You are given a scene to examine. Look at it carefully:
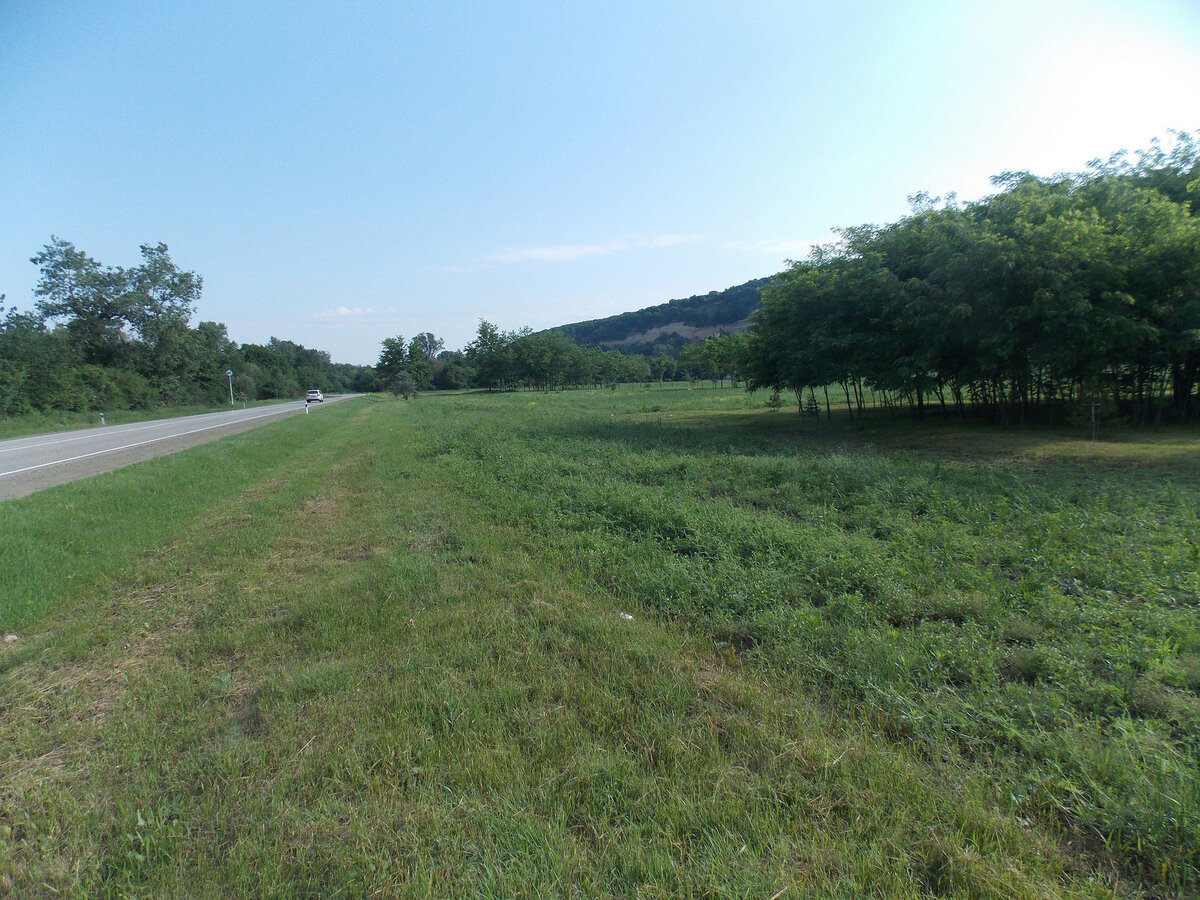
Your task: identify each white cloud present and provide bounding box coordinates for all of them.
[313,305,390,319]
[481,233,703,265]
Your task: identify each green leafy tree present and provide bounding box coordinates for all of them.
[467,320,517,390]
[0,301,52,414]
[391,371,418,400]
[700,333,750,386]
[242,343,299,399]
[649,353,677,382]
[377,336,409,387]
[191,321,239,403]
[406,339,435,390]
[745,134,1200,423]
[677,343,705,381]
[232,373,255,402]
[31,237,130,366]
[126,243,201,331]
[411,332,444,359]
[432,351,474,390]
[350,367,381,393]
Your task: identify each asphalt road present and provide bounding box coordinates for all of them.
[0,395,359,501]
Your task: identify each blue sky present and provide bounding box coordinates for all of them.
[2,1,1199,364]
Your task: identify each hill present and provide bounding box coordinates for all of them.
[555,276,770,355]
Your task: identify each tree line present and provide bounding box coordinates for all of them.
[14,134,1193,421]
[746,134,1200,424]
[1,236,729,419]
[374,323,758,396]
[0,237,373,415]
[376,322,661,395]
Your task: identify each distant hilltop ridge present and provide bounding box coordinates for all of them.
[554,276,771,355]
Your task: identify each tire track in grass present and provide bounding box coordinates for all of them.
[0,406,371,894]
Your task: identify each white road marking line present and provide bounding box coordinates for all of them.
[0,405,303,479]
[1,417,215,454]
[0,405,303,455]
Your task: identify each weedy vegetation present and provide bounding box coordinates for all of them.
[1,385,1197,897]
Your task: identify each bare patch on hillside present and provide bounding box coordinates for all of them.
[601,318,752,347]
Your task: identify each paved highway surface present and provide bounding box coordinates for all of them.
[0,395,359,501]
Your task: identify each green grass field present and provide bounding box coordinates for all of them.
[1,385,1197,898]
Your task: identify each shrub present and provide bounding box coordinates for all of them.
[1001,619,1044,645]
[1001,647,1052,684]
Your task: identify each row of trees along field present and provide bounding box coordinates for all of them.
[1,236,741,417]
[377,322,664,395]
[0,237,374,415]
[746,134,1200,424]
[374,323,757,396]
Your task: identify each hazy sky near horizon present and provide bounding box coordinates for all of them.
[3,1,1199,364]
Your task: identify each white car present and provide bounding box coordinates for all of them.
[306,390,324,403]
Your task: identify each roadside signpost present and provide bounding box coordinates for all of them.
[226,369,234,406]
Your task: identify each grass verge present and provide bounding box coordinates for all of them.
[1,387,1194,897]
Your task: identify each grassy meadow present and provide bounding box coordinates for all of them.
[1,385,1197,898]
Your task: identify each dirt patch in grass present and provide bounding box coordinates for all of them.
[333,543,384,562]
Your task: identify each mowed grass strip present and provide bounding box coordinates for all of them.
[0,388,1183,897]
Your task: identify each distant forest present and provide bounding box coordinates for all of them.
[0,238,375,415]
[554,278,769,354]
[0,238,758,418]
[376,322,753,396]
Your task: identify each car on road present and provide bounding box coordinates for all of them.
[306,390,324,403]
